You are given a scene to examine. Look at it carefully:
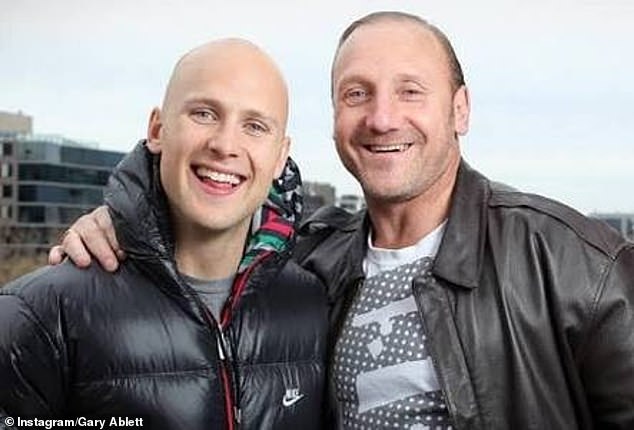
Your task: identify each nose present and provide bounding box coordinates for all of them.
[364,92,399,133]
[206,123,239,157]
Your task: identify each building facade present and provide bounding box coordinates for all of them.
[0,111,32,135]
[337,194,365,214]
[303,181,337,218]
[1,112,124,256]
[589,213,634,241]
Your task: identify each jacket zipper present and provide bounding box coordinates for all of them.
[214,251,274,429]
[198,304,237,430]
[216,322,238,430]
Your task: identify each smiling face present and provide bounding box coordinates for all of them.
[147,39,290,243]
[332,19,469,206]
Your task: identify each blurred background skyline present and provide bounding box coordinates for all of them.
[2,0,633,214]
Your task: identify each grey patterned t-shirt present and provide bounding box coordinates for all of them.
[333,223,452,429]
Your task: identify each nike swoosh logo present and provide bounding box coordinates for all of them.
[282,394,305,407]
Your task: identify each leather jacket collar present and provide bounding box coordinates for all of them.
[433,160,490,289]
[309,159,490,290]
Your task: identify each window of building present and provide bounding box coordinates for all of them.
[2,143,13,157]
[18,206,45,223]
[18,184,102,205]
[1,162,11,178]
[18,164,110,186]
[2,185,12,198]
[0,205,11,219]
[61,146,124,168]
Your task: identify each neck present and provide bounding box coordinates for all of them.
[366,155,460,249]
[173,221,250,280]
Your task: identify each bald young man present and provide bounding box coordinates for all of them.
[53,12,634,429]
[0,39,327,429]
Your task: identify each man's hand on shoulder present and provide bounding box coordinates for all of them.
[48,205,125,272]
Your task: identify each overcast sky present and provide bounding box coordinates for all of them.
[2,0,632,214]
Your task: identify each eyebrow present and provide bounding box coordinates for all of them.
[395,73,427,84]
[335,74,370,93]
[335,72,429,92]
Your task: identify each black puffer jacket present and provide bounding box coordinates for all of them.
[298,160,634,429]
[0,142,328,429]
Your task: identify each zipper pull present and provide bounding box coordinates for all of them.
[234,407,242,424]
[216,331,226,360]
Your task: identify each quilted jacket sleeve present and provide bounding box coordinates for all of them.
[0,291,67,417]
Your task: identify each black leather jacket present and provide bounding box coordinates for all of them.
[0,143,328,429]
[297,160,634,429]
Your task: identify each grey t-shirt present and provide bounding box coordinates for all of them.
[183,274,234,321]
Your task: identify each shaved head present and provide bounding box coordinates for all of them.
[144,37,293,261]
[162,38,289,134]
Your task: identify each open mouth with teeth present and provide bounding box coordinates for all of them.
[193,165,245,190]
[366,143,413,153]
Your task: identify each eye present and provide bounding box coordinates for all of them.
[399,84,424,101]
[342,87,369,105]
[190,108,218,124]
[244,120,269,137]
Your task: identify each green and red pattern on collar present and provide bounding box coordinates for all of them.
[221,158,302,325]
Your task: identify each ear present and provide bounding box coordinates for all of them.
[146,107,163,154]
[453,85,470,136]
[274,136,291,178]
